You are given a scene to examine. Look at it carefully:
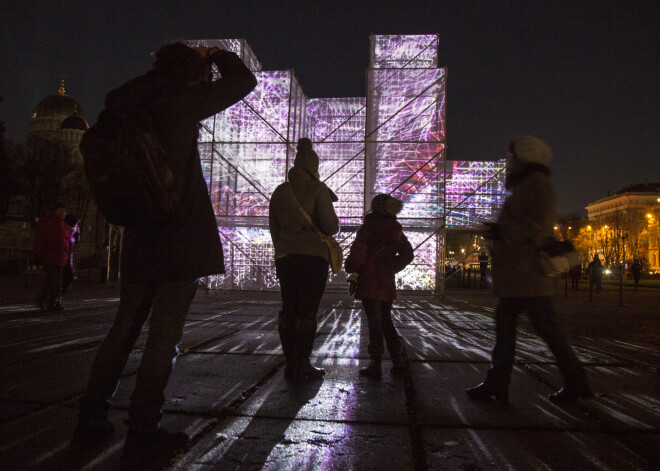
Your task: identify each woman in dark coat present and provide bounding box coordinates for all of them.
[345,194,414,379]
[467,136,591,404]
[269,138,340,381]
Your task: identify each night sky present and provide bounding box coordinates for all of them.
[2,0,659,216]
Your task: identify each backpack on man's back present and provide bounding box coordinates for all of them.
[80,107,182,228]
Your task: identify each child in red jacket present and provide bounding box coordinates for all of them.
[33,203,70,310]
[345,194,414,379]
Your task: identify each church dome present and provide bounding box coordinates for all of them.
[60,114,89,131]
[32,94,86,121]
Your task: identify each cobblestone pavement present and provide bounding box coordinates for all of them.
[1,277,659,470]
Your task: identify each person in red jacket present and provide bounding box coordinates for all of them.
[33,203,70,311]
[345,194,414,379]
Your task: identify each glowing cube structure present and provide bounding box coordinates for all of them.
[188,36,505,291]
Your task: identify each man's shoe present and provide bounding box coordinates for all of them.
[121,428,190,470]
[70,418,115,448]
[466,382,508,402]
[548,386,593,404]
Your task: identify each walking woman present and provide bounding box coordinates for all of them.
[467,136,592,404]
[269,138,340,381]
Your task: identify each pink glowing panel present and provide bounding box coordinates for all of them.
[397,230,438,290]
[365,66,446,226]
[307,98,366,224]
[445,160,507,227]
[371,35,439,69]
[206,226,278,290]
[199,71,306,218]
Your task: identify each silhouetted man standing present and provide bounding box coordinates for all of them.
[71,42,256,468]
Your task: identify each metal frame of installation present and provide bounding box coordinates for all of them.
[186,35,506,293]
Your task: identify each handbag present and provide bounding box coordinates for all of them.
[286,183,343,274]
[538,239,580,277]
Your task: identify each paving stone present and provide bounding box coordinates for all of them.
[529,363,660,430]
[169,417,414,471]
[423,427,657,471]
[110,353,282,414]
[235,358,409,424]
[413,362,596,429]
[192,329,282,355]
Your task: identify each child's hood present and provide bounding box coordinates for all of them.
[362,213,403,245]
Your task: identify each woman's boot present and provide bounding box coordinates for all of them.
[390,337,410,375]
[359,358,382,379]
[296,315,325,380]
[278,311,297,381]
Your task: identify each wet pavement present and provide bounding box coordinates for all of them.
[1,278,659,470]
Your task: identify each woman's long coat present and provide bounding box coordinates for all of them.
[268,166,339,261]
[491,165,556,298]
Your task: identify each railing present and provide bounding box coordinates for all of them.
[561,266,658,305]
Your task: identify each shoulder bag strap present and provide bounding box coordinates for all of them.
[286,182,326,238]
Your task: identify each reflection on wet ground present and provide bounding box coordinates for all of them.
[1,291,658,470]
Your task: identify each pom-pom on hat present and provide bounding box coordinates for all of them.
[371,194,403,216]
[509,136,552,165]
[293,138,319,179]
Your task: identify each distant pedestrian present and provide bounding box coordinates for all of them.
[98,242,109,283]
[588,254,603,293]
[62,214,80,294]
[71,42,256,467]
[466,136,592,404]
[345,194,414,379]
[479,251,489,288]
[569,263,581,290]
[631,259,642,288]
[33,203,70,311]
[269,138,340,381]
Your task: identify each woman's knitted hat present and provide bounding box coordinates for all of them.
[371,194,403,216]
[293,138,319,179]
[509,136,552,165]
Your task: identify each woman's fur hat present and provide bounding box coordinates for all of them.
[509,136,552,165]
[293,138,319,179]
[371,194,403,216]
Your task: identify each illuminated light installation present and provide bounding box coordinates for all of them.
[446,160,507,227]
[187,36,505,291]
[366,35,446,290]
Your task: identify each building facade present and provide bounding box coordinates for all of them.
[585,181,660,271]
[1,82,104,274]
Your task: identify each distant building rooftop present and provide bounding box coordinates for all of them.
[612,181,660,195]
